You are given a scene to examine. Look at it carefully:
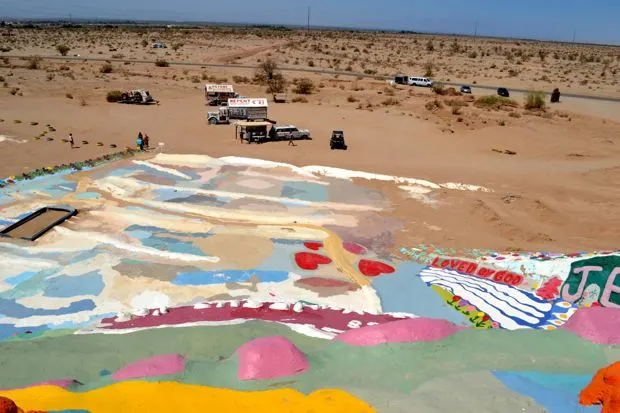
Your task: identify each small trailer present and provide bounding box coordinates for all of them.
[205,84,238,106]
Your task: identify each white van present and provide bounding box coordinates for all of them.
[408,77,433,87]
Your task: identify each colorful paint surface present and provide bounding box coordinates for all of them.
[1,153,619,413]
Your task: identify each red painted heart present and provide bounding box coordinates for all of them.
[295,252,332,271]
[303,242,323,251]
[358,259,395,277]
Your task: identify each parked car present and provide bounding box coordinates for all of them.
[497,87,510,97]
[460,85,472,94]
[409,76,433,87]
[268,125,311,141]
[330,130,347,150]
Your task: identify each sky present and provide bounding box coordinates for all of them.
[2,0,620,45]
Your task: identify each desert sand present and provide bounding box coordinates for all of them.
[2,25,620,253]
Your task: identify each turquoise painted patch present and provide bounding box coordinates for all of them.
[281,181,328,202]
[75,192,101,200]
[142,236,205,256]
[44,271,105,298]
[492,371,598,413]
[4,271,38,286]
[173,270,289,285]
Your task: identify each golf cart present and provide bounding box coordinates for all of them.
[330,130,347,150]
[120,89,154,104]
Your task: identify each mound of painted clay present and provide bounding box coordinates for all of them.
[580,361,620,413]
[335,318,465,346]
[112,354,186,381]
[0,397,18,413]
[561,307,620,345]
[237,336,309,380]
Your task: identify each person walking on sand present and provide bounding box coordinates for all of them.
[69,133,74,149]
[136,134,143,151]
[143,134,150,149]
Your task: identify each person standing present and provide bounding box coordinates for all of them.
[69,133,74,149]
[143,134,150,149]
[136,135,143,151]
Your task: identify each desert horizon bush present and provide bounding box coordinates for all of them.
[56,44,70,56]
[106,90,123,102]
[155,59,169,67]
[293,78,315,94]
[474,95,519,110]
[524,90,546,110]
[255,58,286,93]
[100,63,113,73]
[424,60,435,77]
[27,56,42,70]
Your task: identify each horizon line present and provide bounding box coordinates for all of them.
[3,17,620,47]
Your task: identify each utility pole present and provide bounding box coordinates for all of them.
[572,28,576,43]
[473,20,478,42]
[307,6,310,33]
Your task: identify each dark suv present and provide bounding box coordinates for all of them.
[497,87,510,97]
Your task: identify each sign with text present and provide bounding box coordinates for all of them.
[228,98,268,108]
[430,256,524,286]
[561,255,620,307]
[205,84,234,93]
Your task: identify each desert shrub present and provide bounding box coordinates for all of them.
[0,75,4,82]
[524,90,546,110]
[9,87,18,95]
[426,40,435,52]
[65,93,74,99]
[432,84,445,95]
[106,90,123,102]
[508,68,519,77]
[141,39,148,47]
[509,111,522,118]
[292,96,308,103]
[425,99,443,111]
[347,95,358,102]
[56,44,70,56]
[0,46,12,53]
[381,97,400,106]
[424,60,435,77]
[191,76,200,83]
[232,75,250,83]
[451,106,462,115]
[155,59,169,67]
[171,43,184,52]
[444,98,468,107]
[292,78,315,94]
[27,56,42,70]
[100,63,113,73]
[308,60,315,67]
[474,95,519,110]
[255,58,286,93]
[46,73,54,81]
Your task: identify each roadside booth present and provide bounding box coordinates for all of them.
[234,121,274,143]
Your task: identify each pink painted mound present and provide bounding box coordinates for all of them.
[561,307,620,345]
[112,354,186,381]
[237,336,309,380]
[335,318,466,346]
[2,378,81,391]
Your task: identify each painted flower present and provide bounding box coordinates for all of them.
[482,314,490,322]
[591,302,601,307]
[477,312,485,317]
[459,300,469,307]
[491,322,500,328]
[466,305,476,313]
[452,296,462,302]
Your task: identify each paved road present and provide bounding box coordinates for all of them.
[7,54,620,103]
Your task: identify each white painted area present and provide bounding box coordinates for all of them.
[193,302,210,309]
[133,160,192,180]
[150,153,217,168]
[218,156,318,178]
[285,323,336,340]
[420,267,554,330]
[269,302,290,310]
[131,291,171,311]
